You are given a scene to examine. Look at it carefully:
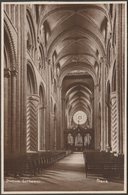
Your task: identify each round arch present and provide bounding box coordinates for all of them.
[4,20,17,68]
[27,61,37,95]
[38,82,46,106]
[59,62,97,87]
[26,8,37,48]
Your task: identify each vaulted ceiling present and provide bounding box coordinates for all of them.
[40,4,110,127]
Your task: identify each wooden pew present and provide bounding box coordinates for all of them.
[4,150,67,177]
[83,150,124,179]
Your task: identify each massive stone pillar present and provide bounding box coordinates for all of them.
[45,59,50,150]
[11,68,18,153]
[110,92,119,152]
[26,95,39,152]
[38,106,46,150]
[93,86,98,149]
[50,112,54,150]
[116,4,125,154]
[4,68,11,156]
[61,96,66,149]
[4,67,18,154]
[56,85,62,150]
[19,5,27,154]
[100,57,106,151]
[106,91,112,152]
[54,116,57,150]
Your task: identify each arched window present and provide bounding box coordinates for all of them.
[27,32,32,52]
[39,86,44,105]
[38,44,44,71]
[26,9,36,59]
[27,64,35,95]
[43,21,51,45]
[56,63,60,77]
[112,62,116,92]
[112,14,116,47]
[54,79,57,93]
[107,40,111,67]
[52,51,57,65]
[51,68,53,84]
[110,4,113,18]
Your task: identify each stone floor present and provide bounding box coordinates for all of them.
[4,152,124,193]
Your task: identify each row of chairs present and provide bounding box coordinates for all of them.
[4,151,66,177]
[83,150,124,179]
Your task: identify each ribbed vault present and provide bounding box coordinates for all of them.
[39,4,109,130]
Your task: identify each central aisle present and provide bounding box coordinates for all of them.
[4,152,124,192]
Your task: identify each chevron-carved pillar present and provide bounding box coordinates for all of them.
[26,95,39,152]
[111,93,119,152]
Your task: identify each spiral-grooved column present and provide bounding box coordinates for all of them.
[26,95,39,152]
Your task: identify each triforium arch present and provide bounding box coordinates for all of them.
[4,21,17,155]
[27,62,37,95]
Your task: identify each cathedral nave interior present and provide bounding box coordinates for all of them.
[2,2,126,193]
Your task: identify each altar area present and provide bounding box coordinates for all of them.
[64,126,94,152]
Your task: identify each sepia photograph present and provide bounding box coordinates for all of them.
[1,1,127,194]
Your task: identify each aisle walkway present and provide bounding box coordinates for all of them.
[4,152,124,192]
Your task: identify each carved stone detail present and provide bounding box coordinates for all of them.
[11,67,18,77]
[4,68,11,78]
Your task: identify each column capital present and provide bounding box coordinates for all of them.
[28,94,40,102]
[47,58,51,66]
[11,67,18,77]
[39,106,47,110]
[4,68,11,78]
[94,83,99,89]
[100,56,107,64]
